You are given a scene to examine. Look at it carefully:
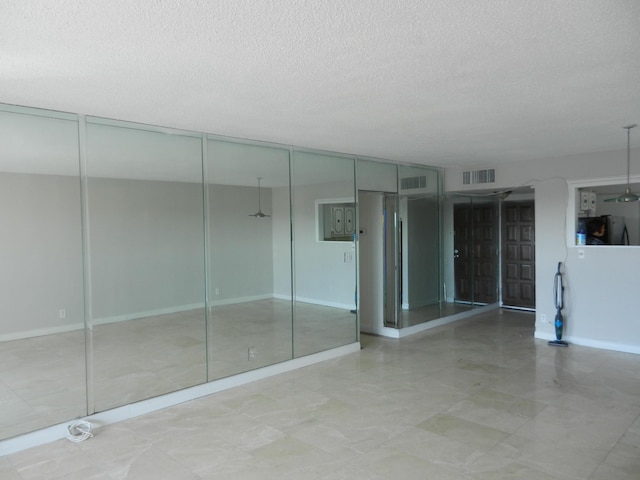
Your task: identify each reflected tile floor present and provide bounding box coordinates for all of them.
[3,309,640,479]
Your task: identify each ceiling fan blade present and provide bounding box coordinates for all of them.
[249,211,271,218]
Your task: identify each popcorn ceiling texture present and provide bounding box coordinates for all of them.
[1,0,639,167]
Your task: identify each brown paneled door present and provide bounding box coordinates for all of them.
[502,201,535,309]
[454,203,498,304]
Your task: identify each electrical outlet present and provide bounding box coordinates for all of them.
[540,314,546,324]
[59,309,66,319]
[248,347,256,361]
[214,288,220,295]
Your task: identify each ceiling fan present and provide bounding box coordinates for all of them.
[249,177,271,218]
[605,124,638,203]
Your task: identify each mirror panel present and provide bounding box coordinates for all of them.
[397,165,446,327]
[0,109,87,439]
[206,140,292,379]
[292,152,358,356]
[85,121,207,412]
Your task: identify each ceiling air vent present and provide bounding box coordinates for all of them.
[401,175,427,190]
[462,169,495,185]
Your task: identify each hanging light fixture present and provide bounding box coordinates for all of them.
[248,177,271,218]
[606,124,638,203]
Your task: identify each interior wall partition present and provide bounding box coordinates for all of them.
[0,107,86,440]
[291,151,358,357]
[395,165,444,327]
[0,103,447,443]
[0,104,363,442]
[206,139,293,380]
[356,160,399,332]
[84,119,208,412]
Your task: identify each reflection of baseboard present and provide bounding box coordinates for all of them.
[0,323,84,342]
[0,294,353,342]
[209,294,272,307]
[275,294,353,310]
[93,302,206,326]
[0,303,206,342]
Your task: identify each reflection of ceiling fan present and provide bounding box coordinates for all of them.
[249,177,271,218]
[605,124,638,203]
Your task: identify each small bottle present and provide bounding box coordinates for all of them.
[576,229,586,245]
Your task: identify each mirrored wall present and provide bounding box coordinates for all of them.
[394,165,445,327]
[357,161,449,331]
[206,140,292,379]
[0,108,86,439]
[85,119,208,412]
[292,151,358,356]
[0,103,448,443]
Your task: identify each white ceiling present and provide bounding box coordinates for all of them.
[1,0,639,169]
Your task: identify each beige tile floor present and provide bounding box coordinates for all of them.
[2,309,639,479]
[399,302,476,327]
[0,300,358,439]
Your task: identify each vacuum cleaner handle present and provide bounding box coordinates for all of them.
[553,262,564,310]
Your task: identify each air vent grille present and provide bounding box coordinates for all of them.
[462,169,495,185]
[400,175,427,190]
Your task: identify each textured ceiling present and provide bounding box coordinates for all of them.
[1,0,639,169]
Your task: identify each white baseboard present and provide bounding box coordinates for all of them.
[534,331,640,355]
[363,304,499,339]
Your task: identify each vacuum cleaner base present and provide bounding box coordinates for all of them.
[548,340,569,347]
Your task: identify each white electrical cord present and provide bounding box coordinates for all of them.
[66,420,94,443]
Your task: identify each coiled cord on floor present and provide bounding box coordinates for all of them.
[66,420,94,443]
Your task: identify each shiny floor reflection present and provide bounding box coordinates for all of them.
[3,309,640,479]
[400,301,476,327]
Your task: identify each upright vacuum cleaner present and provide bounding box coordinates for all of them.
[548,261,569,347]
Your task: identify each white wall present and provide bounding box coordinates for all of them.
[0,174,282,338]
[292,181,357,309]
[208,184,275,303]
[358,192,384,334]
[0,172,84,339]
[446,147,640,354]
[88,178,206,321]
[1,169,358,338]
[272,185,293,299]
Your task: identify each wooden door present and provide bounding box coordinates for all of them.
[502,201,535,309]
[454,203,498,304]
